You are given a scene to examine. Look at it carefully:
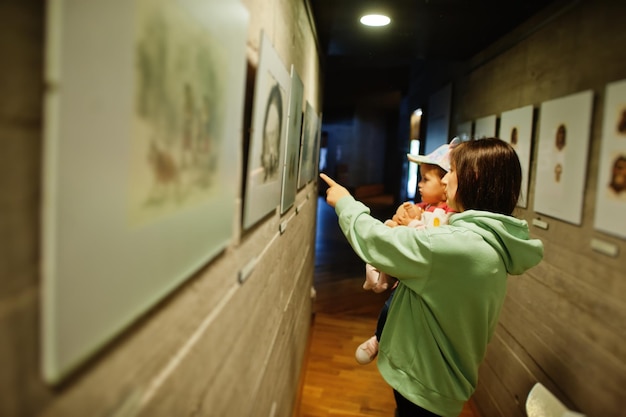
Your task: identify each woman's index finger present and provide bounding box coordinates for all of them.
[319,173,337,186]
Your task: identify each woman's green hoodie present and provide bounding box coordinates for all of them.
[334,196,544,417]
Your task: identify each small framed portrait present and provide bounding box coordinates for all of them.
[594,79,626,239]
[243,31,291,230]
[456,121,472,141]
[500,105,534,208]
[298,101,318,189]
[473,114,497,139]
[280,66,304,214]
[534,90,593,225]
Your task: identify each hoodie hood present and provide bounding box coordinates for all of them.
[449,210,544,275]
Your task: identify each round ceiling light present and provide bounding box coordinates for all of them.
[359,14,390,27]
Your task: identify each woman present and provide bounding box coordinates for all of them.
[320,138,544,417]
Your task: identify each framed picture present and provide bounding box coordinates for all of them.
[533,90,593,225]
[298,101,318,189]
[456,120,472,141]
[314,112,323,178]
[280,66,304,214]
[41,0,249,383]
[594,79,626,239]
[473,114,497,139]
[500,105,534,208]
[243,31,291,229]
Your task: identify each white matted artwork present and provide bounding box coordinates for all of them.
[456,120,472,141]
[314,112,324,178]
[298,101,318,189]
[280,66,304,214]
[594,79,626,239]
[500,105,534,208]
[473,114,497,139]
[41,0,249,383]
[534,90,594,225]
[243,31,290,229]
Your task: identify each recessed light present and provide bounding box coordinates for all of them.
[360,14,390,27]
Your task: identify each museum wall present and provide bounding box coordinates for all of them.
[0,0,321,416]
[421,1,626,416]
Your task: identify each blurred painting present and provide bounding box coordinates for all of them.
[473,114,497,139]
[456,121,472,141]
[298,101,318,189]
[41,0,249,383]
[314,112,323,178]
[243,31,291,230]
[500,105,534,208]
[534,90,593,225]
[280,66,304,214]
[594,79,626,239]
[131,0,229,224]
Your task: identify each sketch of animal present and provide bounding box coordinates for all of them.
[146,140,182,204]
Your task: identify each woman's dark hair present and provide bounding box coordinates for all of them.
[450,137,521,215]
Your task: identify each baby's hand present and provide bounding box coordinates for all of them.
[402,202,423,220]
[393,202,423,226]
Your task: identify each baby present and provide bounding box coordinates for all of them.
[363,202,450,293]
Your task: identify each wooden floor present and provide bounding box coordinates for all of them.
[292,196,479,417]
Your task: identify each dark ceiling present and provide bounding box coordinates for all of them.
[309,0,559,120]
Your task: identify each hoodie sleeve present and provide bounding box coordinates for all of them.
[334,196,434,289]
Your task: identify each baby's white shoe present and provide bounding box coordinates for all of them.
[355,336,379,365]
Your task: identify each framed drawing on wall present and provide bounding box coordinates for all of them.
[42,0,249,383]
[473,114,497,139]
[456,120,472,141]
[500,105,534,208]
[594,79,626,239]
[533,90,593,225]
[297,101,318,189]
[314,112,323,178]
[280,66,304,214]
[243,31,291,229]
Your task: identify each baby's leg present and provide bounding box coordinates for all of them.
[363,264,380,290]
[372,271,395,293]
[356,290,395,365]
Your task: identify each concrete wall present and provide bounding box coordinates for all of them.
[0,1,321,416]
[444,1,626,416]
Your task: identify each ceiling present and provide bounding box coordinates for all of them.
[309,0,559,120]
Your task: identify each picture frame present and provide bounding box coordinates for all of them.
[243,31,291,229]
[280,66,304,214]
[533,90,594,225]
[500,105,534,208]
[456,120,472,141]
[473,114,497,139]
[41,0,249,383]
[594,79,626,239]
[313,112,323,179]
[297,101,318,189]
